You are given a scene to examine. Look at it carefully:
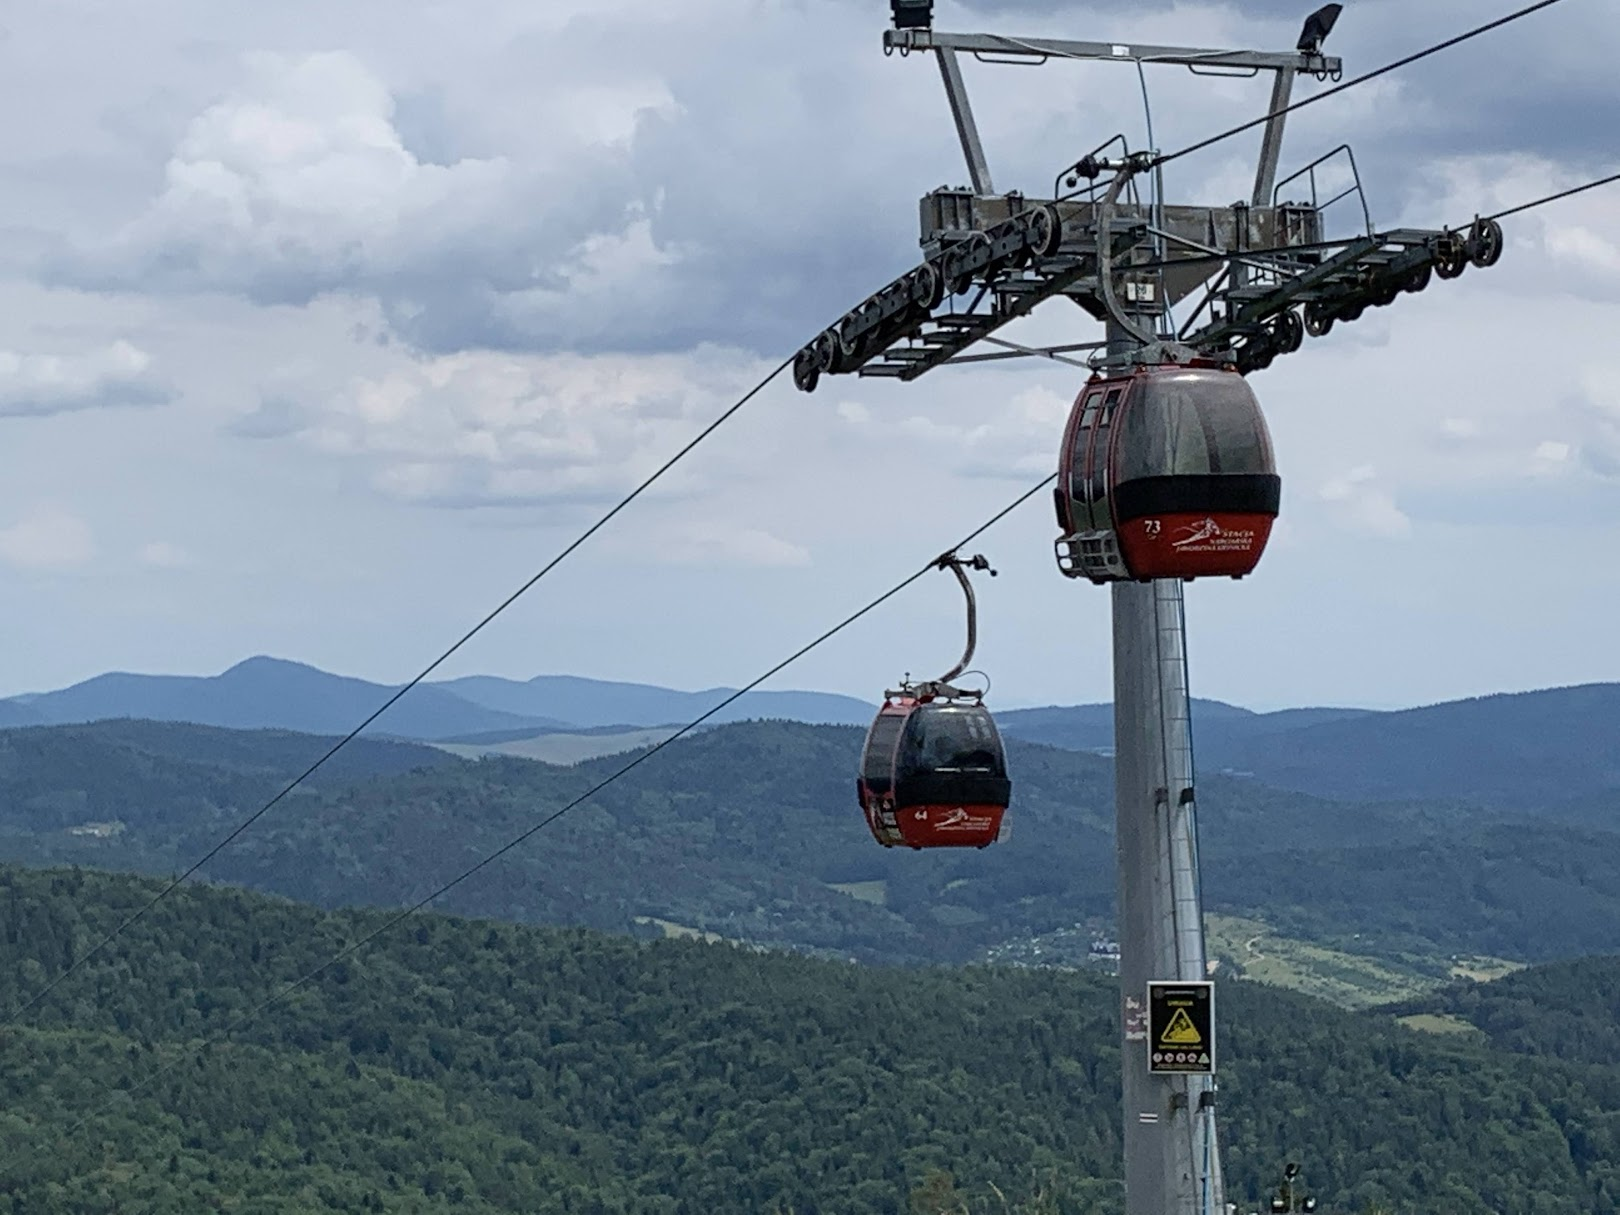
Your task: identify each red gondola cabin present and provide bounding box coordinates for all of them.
[1055,363,1280,583]
[858,695,1010,849]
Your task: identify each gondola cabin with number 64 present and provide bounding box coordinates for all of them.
[1054,362,1281,583]
[856,552,1012,851]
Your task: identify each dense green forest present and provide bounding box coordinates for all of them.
[0,719,1615,971]
[1396,956,1620,1067]
[0,865,1617,1213]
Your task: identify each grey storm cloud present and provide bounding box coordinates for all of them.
[924,0,1619,184]
[227,395,311,440]
[24,0,1617,360]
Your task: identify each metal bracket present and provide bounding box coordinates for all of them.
[792,16,1502,392]
[935,48,993,196]
[884,28,1341,77]
[794,197,1505,388]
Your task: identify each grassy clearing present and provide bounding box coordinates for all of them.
[435,728,679,765]
[1398,1013,1486,1038]
[633,916,728,944]
[829,880,889,906]
[1450,955,1525,982]
[1205,914,1452,1010]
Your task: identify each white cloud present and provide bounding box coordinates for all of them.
[1,0,1619,714]
[239,344,780,507]
[137,540,193,569]
[1567,368,1620,478]
[1318,466,1411,538]
[1533,440,1572,466]
[1438,417,1480,441]
[1403,154,1620,302]
[45,49,666,329]
[51,52,512,300]
[0,340,171,418]
[834,381,1069,481]
[0,508,97,569]
[652,523,811,569]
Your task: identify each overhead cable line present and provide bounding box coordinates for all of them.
[1098,165,1620,279]
[1484,170,1620,222]
[4,353,794,1026]
[1153,0,1569,168]
[22,472,1058,1160]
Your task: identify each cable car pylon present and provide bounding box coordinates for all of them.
[798,3,1518,1212]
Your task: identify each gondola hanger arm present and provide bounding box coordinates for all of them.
[929,551,996,691]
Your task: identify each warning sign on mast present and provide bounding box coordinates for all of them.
[1148,981,1214,1074]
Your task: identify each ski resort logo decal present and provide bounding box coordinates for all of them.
[1169,517,1256,554]
[927,807,995,832]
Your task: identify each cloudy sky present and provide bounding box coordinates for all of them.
[0,0,1615,713]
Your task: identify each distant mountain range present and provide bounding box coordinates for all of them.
[994,701,1377,755]
[998,684,1620,808]
[437,672,875,731]
[6,657,1620,810]
[0,656,876,742]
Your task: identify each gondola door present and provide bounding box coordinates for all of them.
[1084,383,1125,530]
[1078,382,1129,579]
[1060,385,1104,533]
[858,705,908,847]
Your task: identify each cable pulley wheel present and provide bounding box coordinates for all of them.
[1303,302,1334,338]
[1467,217,1504,268]
[1028,204,1063,258]
[836,317,867,363]
[815,329,845,375]
[945,234,989,296]
[792,348,820,394]
[1404,263,1433,294]
[910,263,944,311]
[1273,309,1304,354]
[1435,240,1469,280]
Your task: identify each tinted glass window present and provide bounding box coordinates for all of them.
[901,705,1006,777]
[861,712,906,783]
[1086,388,1123,528]
[1117,371,1273,481]
[1067,390,1103,510]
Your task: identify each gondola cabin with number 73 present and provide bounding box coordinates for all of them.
[1054,361,1281,583]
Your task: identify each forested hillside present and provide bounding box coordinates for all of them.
[2,718,1617,971]
[1395,956,1620,1068]
[2,866,1618,1213]
[13,659,1620,811]
[999,683,1620,808]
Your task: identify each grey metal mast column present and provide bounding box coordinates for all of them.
[1104,284,1221,1213]
[1112,571,1221,1215]
[1112,27,1308,1215]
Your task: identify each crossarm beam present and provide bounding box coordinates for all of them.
[884,28,1340,76]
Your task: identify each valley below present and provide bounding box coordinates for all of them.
[2,673,1620,1211]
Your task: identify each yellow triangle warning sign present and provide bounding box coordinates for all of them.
[1161,1007,1203,1046]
